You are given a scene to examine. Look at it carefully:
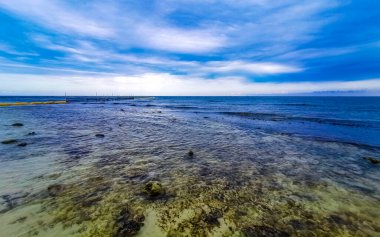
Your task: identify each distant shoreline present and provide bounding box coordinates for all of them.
[0,100,68,107]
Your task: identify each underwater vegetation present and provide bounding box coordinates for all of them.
[0,98,380,237]
[3,142,379,237]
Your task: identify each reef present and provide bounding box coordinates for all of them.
[1,139,18,144]
[186,150,194,158]
[114,207,144,237]
[12,123,24,127]
[47,184,65,197]
[1,104,380,237]
[23,151,379,237]
[144,181,163,197]
[364,157,380,164]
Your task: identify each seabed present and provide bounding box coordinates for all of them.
[0,102,379,237]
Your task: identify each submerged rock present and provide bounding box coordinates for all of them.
[1,192,29,211]
[124,168,147,180]
[2,139,17,144]
[95,134,105,138]
[364,157,380,164]
[10,216,27,224]
[12,123,23,127]
[202,209,222,226]
[241,226,290,237]
[114,208,144,237]
[188,150,194,157]
[17,142,27,147]
[47,184,65,197]
[144,181,163,197]
[27,132,36,136]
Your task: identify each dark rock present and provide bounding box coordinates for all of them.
[95,134,105,138]
[241,226,290,237]
[144,181,163,197]
[114,208,144,237]
[10,216,27,224]
[82,196,102,207]
[326,214,352,226]
[17,143,27,147]
[203,209,222,226]
[204,116,209,119]
[188,150,194,157]
[364,157,380,164]
[120,109,125,112]
[47,184,65,197]
[27,132,36,136]
[1,192,29,211]
[2,139,17,145]
[12,123,23,127]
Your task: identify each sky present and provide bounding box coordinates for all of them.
[0,0,380,96]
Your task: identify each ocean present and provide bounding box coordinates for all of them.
[0,96,379,236]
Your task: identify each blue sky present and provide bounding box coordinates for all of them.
[0,0,380,95]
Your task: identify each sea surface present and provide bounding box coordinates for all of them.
[0,96,379,237]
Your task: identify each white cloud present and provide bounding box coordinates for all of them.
[0,0,342,55]
[25,37,300,75]
[201,61,302,74]
[0,0,114,37]
[1,73,379,96]
[135,26,226,53]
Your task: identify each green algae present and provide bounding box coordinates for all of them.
[144,181,163,197]
[1,104,380,237]
[17,154,377,237]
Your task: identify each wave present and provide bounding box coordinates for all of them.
[164,105,200,110]
[221,112,380,129]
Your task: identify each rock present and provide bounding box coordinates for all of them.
[10,216,27,224]
[144,181,163,197]
[202,209,222,226]
[364,157,380,164]
[2,139,17,144]
[95,134,105,138]
[120,109,125,112]
[188,150,194,157]
[1,192,29,210]
[82,196,102,207]
[133,207,145,223]
[12,123,23,127]
[27,132,36,136]
[47,184,65,197]
[114,208,144,237]
[124,168,147,180]
[241,226,290,237]
[17,143,27,147]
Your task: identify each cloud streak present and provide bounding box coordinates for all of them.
[0,0,379,95]
[1,73,379,96]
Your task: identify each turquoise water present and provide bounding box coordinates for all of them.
[0,96,379,236]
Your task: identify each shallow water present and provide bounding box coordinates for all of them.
[0,96,379,237]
